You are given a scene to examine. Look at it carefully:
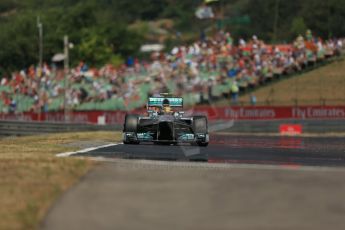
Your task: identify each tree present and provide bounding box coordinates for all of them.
[290,17,307,38]
[77,31,114,66]
[1,0,345,73]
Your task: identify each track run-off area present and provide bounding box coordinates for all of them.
[43,134,345,230]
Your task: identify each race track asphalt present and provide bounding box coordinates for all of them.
[75,135,345,167]
[42,135,345,230]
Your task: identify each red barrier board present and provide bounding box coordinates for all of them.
[191,106,345,120]
[1,106,345,124]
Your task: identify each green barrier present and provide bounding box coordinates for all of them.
[12,95,34,113]
[48,99,58,111]
[0,85,11,93]
[0,100,4,112]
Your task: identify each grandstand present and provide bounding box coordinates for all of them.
[0,31,344,113]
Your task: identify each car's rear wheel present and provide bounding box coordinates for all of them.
[191,142,209,147]
[193,116,208,133]
[154,141,176,146]
[197,142,208,147]
[123,114,140,144]
[124,114,138,132]
[123,141,140,144]
[193,116,208,147]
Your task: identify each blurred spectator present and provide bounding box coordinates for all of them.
[250,93,257,106]
[231,81,239,104]
[9,97,16,113]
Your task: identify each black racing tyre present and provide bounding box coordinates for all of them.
[190,142,208,147]
[124,114,139,132]
[123,114,139,144]
[193,116,208,133]
[197,142,208,147]
[123,140,139,145]
[193,116,208,147]
[154,142,175,146]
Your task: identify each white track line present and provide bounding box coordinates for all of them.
[56,143,120,157]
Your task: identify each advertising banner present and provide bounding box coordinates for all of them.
[1,106,345,124]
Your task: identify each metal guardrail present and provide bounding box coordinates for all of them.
[0,121,122,137]
[1,119,345,137]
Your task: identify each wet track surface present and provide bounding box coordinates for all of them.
[75,134,345,167]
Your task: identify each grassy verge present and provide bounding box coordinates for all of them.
[0,131,121,230]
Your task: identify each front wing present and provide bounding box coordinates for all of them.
[123,119,208,144]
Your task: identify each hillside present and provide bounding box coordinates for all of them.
[238,58,345,106]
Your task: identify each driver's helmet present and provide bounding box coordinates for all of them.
[162,98,172,113]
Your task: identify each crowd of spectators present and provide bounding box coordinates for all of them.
[0,30,344,113]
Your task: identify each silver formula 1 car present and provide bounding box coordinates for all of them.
[123,95,209,146]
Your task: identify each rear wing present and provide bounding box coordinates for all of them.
[147,97,183,107]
